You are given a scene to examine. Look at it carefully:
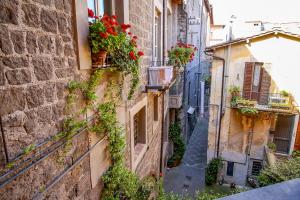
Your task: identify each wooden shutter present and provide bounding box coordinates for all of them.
[259,67,271,104]
[243,62,254,99]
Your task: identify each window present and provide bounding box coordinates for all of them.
[251,160,263,176]
[243,62,271,104]
[226,161,234,176]
[130,97,147,170]
[133,107,146,147]
[154,9,162,65]
[154,96,159,121]
[74,0,129,70]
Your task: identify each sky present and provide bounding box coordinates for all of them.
[210,0,300,25]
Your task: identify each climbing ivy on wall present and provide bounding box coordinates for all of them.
[167,122,185,168]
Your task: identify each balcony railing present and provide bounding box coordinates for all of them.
[233,91,297,113]
[146,66,174,91]
[169,74,184,108]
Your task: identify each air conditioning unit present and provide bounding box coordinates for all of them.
[148,66,173,87]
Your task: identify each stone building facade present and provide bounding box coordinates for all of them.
[0,0,181,199]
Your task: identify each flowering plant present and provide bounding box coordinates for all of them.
[168,43,197,69]
[88,9,144,99]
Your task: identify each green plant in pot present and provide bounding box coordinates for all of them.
[168,43,197,72]
[88,11,118,65]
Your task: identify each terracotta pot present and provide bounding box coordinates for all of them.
[91,50,107,66]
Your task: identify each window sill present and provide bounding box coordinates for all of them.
[133,143,147,171]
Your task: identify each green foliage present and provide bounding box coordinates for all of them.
[280,90,289,97]
[168,43,196,69]
[23,144,36,155]
[269,102,291,110]
[88,18,115,54]
[109,32,140,100]
[292,150,300,158]
[6,162,14,169]
[229,85,241,96]
[167,122,185,167]
[205,158,223,186]
[267,142,276,152]
[196,189,242,200]
[258,157,300,186]
[239,107,258,116]
[236,98,257,107]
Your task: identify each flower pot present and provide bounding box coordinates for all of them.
[91,50,107,66]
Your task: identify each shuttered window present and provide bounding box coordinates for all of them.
[243,62,271,103]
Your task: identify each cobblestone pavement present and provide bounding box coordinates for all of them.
[164,117,208,198]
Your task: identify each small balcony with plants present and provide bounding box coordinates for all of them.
[230,86,296,115]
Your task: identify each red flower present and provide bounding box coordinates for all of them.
[121,24,131,30]
[112,15,117,19]
[128,32,132,35]
[88,8,94,18]
[99,32,108,38]
[138,51,144,56]
[133,35,138,40]
[94,16,99,19]
[106,27,115,35]
[129,51,137,60]
[159,173,163,177]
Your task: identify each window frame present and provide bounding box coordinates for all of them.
[129,96,148,171]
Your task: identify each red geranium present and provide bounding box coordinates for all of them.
[128,32,132,35]
[94,16,99,19]
[129,51,137,60]
[112,15,117,19]
[132,36,138,40]
[99,32,108,38]
[88,8,94,18]
[138,51,144,56]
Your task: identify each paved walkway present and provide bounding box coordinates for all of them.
[164,117,208,198]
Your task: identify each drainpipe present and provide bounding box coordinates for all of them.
[160,92,165,173]
[211,55,225,157]
[160,0,167,173]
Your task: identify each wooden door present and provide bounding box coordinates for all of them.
[294,122,300,150]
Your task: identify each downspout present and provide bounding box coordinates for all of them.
[160,0,167,173]
[160,92,165,173]
[211,55,225,157]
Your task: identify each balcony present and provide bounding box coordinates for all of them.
[232,91,297,114]
[169,74,183,108]
[146,66,174,92]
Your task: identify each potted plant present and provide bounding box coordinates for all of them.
[88,11,118,65]
[168,43,197,73]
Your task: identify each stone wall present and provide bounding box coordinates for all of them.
[0,0,102,199]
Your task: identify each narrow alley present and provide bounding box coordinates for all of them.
[164,117,208,197]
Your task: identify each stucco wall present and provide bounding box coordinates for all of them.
[208,34,300,185]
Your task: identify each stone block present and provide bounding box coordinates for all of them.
[56,81,66,100]
[55,36,63,56]
[32,56,54,81]
[26,85,45,109]
[53,57,65,68]
[0,87,26,115]
[0,0,19,25]
[2,111,26,127]
[2,56,29,69]
[41,9,57,33]
[37,105,52,123]
[5,69,31,85]
[44,83,56,102]
[52,102,64,121]
[24,110,38,133]
[55,68,73,78]
[10,31,25,54]
[68,58,77,68]
[22,3,40,28]
[64,44,73,57]
[0,67,4,85]
[38,34,55,54]
[26,31,38,54]
[57,13,68,34]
